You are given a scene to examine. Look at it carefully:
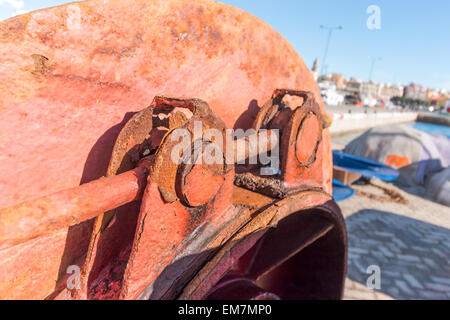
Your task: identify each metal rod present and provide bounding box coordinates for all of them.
[0,159,152,250]
[232,129,279,164]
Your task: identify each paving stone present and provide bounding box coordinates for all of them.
[353,260,369,274]
[385,287,400,297]
[405,228,423,239]
[348,247,370,255]
[395,280,414,296]
[370,251,386,261]
[430,276,450,286]
[373,231,393,237]
[341,193,450,300]
[392,238,408,249]
[347,252,359,260]
[397,254,421,263]
[377,246,394,258]
[431,248,448,259]
[403,274,424,289]
[418,290,448,300]
[417,239,439,245]
[410,245,430,252]
[382,269,402,278]
[361,239,381,246]
[423,258,439,269]
[386,245,402,254]
[424,283,450,293]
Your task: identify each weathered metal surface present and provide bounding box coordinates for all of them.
[205,205,341,299]
[0,0,333,300]
[179,191,347,300]
[206,277,280,300]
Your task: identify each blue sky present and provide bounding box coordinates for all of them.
[1,0,449,91]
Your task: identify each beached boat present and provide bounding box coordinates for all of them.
[333,150,399,182]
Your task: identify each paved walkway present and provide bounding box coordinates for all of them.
[339,180,450,300]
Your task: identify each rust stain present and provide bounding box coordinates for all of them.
[93,33,143,60]
[31,54,49,75]
[50,73,130,90]
[0,15,29,41]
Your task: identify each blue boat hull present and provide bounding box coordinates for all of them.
[332,179,355,202]
[333,151,399,182]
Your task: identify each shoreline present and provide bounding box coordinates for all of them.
[328,107,418,135]
[417,112,450,127]
[326,105,449,136]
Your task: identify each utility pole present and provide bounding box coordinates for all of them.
[320,25,343,77]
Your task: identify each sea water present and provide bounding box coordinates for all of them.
[410,121,450,139]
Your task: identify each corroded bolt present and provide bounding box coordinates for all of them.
[177,142,226,207]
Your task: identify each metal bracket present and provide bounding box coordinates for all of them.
[235,89,324,198]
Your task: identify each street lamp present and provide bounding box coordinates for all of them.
[319,25,343,76]
[368,56,382,82]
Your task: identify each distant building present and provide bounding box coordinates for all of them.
[360,81,380,102]
[426,88,442,105]
[437,94,450,108]
[343,78,362,96]
[379,84,404,102]
[311,58,319,81]
[403,83,426,100]
[330,73,345,89]
[318,80,344,106]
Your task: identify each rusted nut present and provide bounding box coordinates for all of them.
[295,113,320,165]
[176,142,226,207]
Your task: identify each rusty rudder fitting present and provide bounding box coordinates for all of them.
[235,89,328,198]
[0,96,278,250]
[0,91,345,301]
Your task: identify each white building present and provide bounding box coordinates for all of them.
[318,81,344,106]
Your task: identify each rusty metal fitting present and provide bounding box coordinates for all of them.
[269,89,323,170]
[295,112,321,165]
[176,141,226,207]
[149,99,229,204]
[235,89,324,198]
